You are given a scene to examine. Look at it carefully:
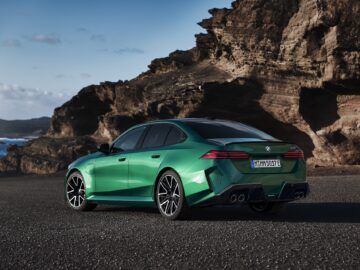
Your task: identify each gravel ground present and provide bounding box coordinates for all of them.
[0,173,359,269]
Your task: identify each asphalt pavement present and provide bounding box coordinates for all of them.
[0,173,359,269]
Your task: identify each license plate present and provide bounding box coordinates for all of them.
[251,159,281,168]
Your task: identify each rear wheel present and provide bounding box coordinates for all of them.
[156,170,188,220]
[66,172,97,211]
[249,202,286,214]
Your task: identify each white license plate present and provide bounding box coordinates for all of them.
[251,159,281,168]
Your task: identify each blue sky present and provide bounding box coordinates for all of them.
[0,0,231,120]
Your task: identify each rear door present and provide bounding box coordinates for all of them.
[128,124,175,198]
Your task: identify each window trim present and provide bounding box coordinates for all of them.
[135,125,150,149]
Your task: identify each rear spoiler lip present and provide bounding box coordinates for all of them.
[207,138,296,146]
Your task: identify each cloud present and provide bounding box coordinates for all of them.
[80,73,91,78]
[0,83,70,119]
[76,27,87,32]
[0,83,68,105]
[113,48,144,54]
[55,74,65,79]
[90,34,106,42]
[2,39,22,48]
[26,34,61,45]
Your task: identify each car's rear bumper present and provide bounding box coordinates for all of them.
[197,182,309,206]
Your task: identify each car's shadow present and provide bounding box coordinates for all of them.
[188,203,360,223]
[97,202,360,223]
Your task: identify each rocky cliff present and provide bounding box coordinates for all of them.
[1,0,359,174]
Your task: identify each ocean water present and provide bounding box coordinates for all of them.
[0,138,28,158]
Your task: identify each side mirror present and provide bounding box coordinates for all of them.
[98,143,110,154]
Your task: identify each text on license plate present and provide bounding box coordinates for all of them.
[251,159,281,168]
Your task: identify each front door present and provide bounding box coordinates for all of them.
[94,125,147,197]
[94,153,129,195]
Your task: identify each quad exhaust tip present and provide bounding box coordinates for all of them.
[229,193,238,204]
[238,193,246,202]
[294,191,305,199]
[229,193,246,204]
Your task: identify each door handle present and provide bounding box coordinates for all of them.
[151,154,160,159]
[118,157,126,162]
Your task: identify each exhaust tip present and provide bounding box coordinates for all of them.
[294,191,304,199]
[238,193,246,202]
[229,193,238,204]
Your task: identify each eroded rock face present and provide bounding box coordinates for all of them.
[1,0,359,174]
[194,0,360,166]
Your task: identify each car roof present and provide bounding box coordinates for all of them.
[144,118,245,125]
[127,117,236,133]
[128,118,255,133]
[119,118,277,143]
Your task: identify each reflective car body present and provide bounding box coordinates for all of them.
[66,118,308,213]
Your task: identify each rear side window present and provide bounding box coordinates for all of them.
[186,121,276,141]
[142,124,171,148]
[165,127,186,145]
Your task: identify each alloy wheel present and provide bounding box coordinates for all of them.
[157,174,180,216]
[66,174,85,208]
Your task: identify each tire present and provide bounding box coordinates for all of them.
[249,202,287,214]
[65,172,97,211]
[156,170,188,220]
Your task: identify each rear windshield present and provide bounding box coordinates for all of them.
[185,121,277,141]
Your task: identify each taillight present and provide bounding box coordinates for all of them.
[283,151,304,159]
[201,150,249,159]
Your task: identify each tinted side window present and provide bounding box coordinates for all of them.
[112,126,146,152]
[165,127,186,145]
[142,124,171,148]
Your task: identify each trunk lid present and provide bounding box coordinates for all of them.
[209,138,301,174]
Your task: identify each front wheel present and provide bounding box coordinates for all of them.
[156,170,188,220]
[249,202,287,214]
[65,172,97,211]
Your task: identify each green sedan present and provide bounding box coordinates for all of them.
[65,118,309,220]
